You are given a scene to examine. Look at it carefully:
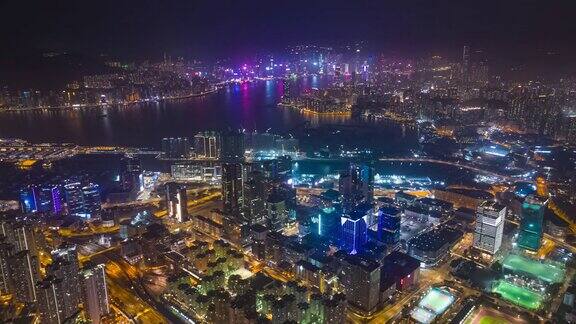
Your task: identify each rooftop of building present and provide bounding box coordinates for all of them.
[396,191,417,200]
[524,194,549,206]
[250,272,276,291]
[416,197,454,209]
[267,192,285,204]
[479,200,505,212]
[344,204,373,221]
[321,189,341,201]
[446,188,494,200]
[405,205,443,219]
[296,259,321,272]
[377,196,395,204]
[250,223,268,233]
[380,205,401,216]
[342,254,381,272]
[409,226,463,252]
[382,251,420,278]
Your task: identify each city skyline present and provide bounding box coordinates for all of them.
[1,2,576,324]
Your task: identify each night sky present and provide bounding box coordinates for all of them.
[1,1,575,61]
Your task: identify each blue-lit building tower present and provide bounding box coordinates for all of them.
[378,206,402,245]
[19,185,63,214]
[37,185,63,214]
[339,163,374,212]
[517,195,547,251]
[341,209,368,254]
[82,183,102,217]
[64,182,101,218]
[317,206,341,238]
[19,186,37,213]
[65,182,85,216]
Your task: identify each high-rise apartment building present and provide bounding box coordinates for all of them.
[339,255,381,314]
[194,131,220,159]
[162,137,190,158]
[81,264,110,324]
[165,183,188,222]
[473,201,506,254]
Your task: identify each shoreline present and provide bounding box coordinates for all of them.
[0,86,222,113]
[277,102,351,116]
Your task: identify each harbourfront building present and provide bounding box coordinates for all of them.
[194,131,220,159]
[162,137,190,159]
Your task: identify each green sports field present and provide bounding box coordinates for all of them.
[478,315,509,324]
[492,280,543,310]
[464,305,528,324]
[502,254,565,283]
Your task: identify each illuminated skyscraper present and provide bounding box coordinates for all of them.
[162,137,190,158]
[222,163,243,219]
[194,131,220,159]
[0,219,39,302]
[317,206,341,238]
[473,201,505,255]
[82,183,102,217]
[37,274,79,324]
[8,250,40,303]
[43,245,82,322]
[117,157,143,197]
[339,255,381,314]
[221,130,246,224]
[377,206,401,245]
[341,208,368,254]
[266,192,288,231]
[81,264,110,324]
[64,182,101,218]
[0,239,12,296]
[220,130,245,162]
[19,186,37,213]
[517,195,547,251]
[64,182,84,216]
[242,170,268,225]
[339,163,374,211]
[19,185,63,214]
[462,45,470,81]
[12,223,37,254]
[165,183,188,222]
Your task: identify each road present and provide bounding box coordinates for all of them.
[378,157,513,180]
[86,245,183,324]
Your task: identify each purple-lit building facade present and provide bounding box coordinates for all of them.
[19,185,63,214]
